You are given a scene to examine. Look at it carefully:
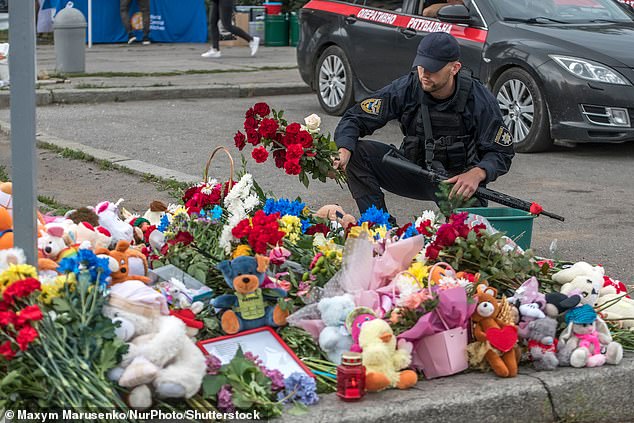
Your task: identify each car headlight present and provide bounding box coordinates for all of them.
[550,55,630,85]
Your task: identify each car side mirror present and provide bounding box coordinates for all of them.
[437,4,472,24]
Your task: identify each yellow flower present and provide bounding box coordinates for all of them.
[372,225,387,240]
[172,205,189,217]
[408,262,430,286]
[348,222,372,239]
[280,215,302,244]
[232,245,252,258]
[0,264,38,293]
[39,273,76,304]
[301,206,311,217]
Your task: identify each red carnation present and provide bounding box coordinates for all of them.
[234,131,247,150]
[252,146,269,163]
[258,118,279,139]
[273,150,286,169]
[246,129,262,145]
[284,159,302,175]
[425,245,441,260]
[3,278,41,305]
[297,130,314,148]
[253,102,271,117]
[245,108,256,119]
[0,310,16,327]
[286,143,304,160]
[0,341,15,361]
[435,224,458,247]
[16,305,43,326]
[286,122,301,135]
[244,116,258,131]
[232,219,252,239]
[305,223,330,236]
[16,324,38,351]
[530,202,543,215]
[417,219,433,237]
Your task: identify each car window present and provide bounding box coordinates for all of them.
[491,0,634,23]
[363,0,404,11]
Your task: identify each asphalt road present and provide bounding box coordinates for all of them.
[1,94,632,280]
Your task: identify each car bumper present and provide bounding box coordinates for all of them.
[541,62,634,143]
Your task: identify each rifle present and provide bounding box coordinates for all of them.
[381,148,565,222]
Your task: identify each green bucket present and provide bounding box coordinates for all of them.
[456,207,536,250]
[264,14,289,47]
[289,12,299,47]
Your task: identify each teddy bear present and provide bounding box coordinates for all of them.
[345,307,378,353]
[96,240,150,286]
[313,204,357,230]
[95,199,134,244]
[471,284,518,378]
[595,275,634,330]
[553,261,604,306]
[557,304,623,368]
[211,255,289,335]
[525,317,559,371]
[37,225,78,262]
[103,280,206,410]
[358,318,417,392]
[318,294,356,364]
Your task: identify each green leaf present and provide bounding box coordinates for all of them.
[287,401,310,416]
[231,390,254,409]
[1,370,20,388]
[202,374,227,397]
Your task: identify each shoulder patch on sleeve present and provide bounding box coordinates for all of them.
[360,98,382,115]
[494,126,513,146]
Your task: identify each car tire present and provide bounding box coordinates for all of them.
[315,45,355,116]
[493,68,553,153]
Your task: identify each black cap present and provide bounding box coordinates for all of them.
[412,32,460,73]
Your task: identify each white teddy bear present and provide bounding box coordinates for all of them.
[102,280,206,409]
[318,294,356,364]
[553,261,604,306]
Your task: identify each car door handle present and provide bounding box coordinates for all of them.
[345,15,357,24]
[399,28,417,38]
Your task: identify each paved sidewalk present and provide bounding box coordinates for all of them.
[0,43,309,106]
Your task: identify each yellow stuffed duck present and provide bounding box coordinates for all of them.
[358,318,418,392]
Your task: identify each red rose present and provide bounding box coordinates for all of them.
[246,129,261,145]
[253,102,271,117]
[244,116,258,131]
[286,122,301,135]
[286,143,304,160]
[450,212,469,226]
[258,118,279,139]
[0,340,15,361]
[234,131,247,150]
[16,305,43,326]
[0,311,16,327]
[252,146,269,163]
[16,324,38,351]
[273,150,286,169]
[297,130,314,148]
[232,219,252,239]
[453,222,470,239]
[435,224,458,247]
[284,159,302,175]
[530,202,543,215]
[425,245,441,260]
[305,223,330,236]
[245,108,256,119]
[3,278,41,305]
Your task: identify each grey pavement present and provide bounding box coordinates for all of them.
[0,43,307,106]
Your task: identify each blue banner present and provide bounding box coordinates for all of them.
[54,0,207,43]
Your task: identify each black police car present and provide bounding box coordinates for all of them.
[297,0,634,152]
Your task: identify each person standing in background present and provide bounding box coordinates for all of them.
[120,0,151,45]
[201,0,260,58]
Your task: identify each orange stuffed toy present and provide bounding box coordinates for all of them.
[471,284,518,378]
[96,240,150,285]
[0,207,13,250]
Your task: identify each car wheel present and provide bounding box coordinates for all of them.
[316,45,355,116]
[493,68,553,153]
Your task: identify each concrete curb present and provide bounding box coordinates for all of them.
[0,82,312,107]
[280,353,634,423]
[0,120,200,185]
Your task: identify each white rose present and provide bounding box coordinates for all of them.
[304,113,321,131]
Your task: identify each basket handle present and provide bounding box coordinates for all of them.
[426,262,456,288]
[203,146,235,186]
[391,270,422,301]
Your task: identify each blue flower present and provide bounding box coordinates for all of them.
[300,219,312,234]
[402,224,419,239]
[210,205,223,220]
[157,214,170,232]
[263,198,306,217]
[359,205,392,230]
[58,249,111,290]
[277,372,319,406]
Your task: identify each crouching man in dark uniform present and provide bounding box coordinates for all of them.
[333,32,514,219]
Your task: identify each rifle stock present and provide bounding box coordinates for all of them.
[382,149,565,222]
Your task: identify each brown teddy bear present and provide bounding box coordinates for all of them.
[471,284,518,378]
[96,240,150,286]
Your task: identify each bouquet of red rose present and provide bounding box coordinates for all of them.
[234,102,345,187]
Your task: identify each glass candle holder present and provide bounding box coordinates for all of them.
[336,352,366,401]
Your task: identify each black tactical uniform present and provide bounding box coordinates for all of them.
[334,33,514,215]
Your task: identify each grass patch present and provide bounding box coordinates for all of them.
[38,195,72,215]
[142,173,189,198]
[49,65,298,79]
[75,83,107,90]
[0,164,9,181]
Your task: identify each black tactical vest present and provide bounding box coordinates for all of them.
[400,71,477,175]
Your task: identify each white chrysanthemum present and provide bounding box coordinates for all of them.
[218,174,260,253]
[415,210,437,227]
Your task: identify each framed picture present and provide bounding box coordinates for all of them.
[197,327,314,378]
